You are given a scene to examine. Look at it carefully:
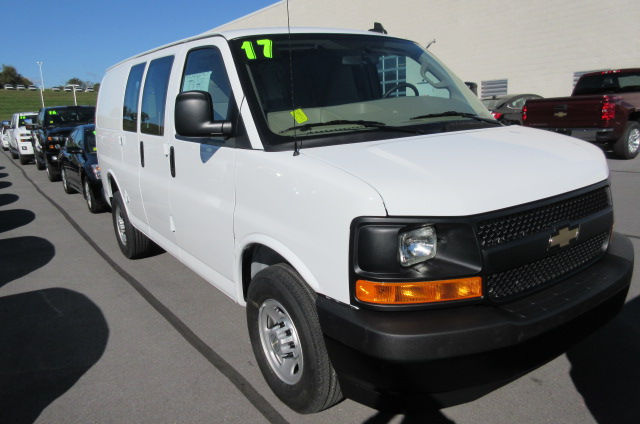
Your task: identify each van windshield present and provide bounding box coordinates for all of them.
[231,34,493,148]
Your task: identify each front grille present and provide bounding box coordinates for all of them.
[477,187,610,248]
[486,232,609,301]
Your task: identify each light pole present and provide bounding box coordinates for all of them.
[36,61,45,108]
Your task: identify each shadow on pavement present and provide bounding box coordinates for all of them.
[0,181,11,189]
[0,288,109,424]
[0,209,36,233]
[567,295,640,424]
[0,172,8,178]
[0,193,19,207]
[0,236,55,288]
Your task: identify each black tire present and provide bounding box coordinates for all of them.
[35,154,45,170]
[613,121,640,159]
[10,149,18,159]
[246,264,343,413]
[83,177,106,213]
[61,167,76,194]
[45,160,60,181]
[111,190,154,259]
[18,152,28,165]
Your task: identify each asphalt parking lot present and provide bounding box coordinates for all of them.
[0,148,638,424]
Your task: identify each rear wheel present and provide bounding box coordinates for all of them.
[18,152,28,165]
[111,191,154,258]
[10,148,18,159]
[247,264,343,413]
[35,153,45,170]
[61,167,76,193]
[613,121,640,159]
[45,160,60,181]
[84,177,106,213]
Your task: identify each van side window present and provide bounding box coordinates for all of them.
[123,63,146,132]
[181,48,232,121]
[141,56,174,136]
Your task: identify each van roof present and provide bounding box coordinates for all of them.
[107,26,387,71]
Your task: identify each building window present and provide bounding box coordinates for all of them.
[481,79,508,99]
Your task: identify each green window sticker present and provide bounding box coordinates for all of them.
[92,146,97,152]
[290,108,309,124]
[48,110,58,115]
[256,39,273,58]
[241,41,257,60]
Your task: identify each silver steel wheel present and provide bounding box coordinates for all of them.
[116,206,127,246]
[628,128,640,154]
[84,180,92,209]
[258,299,303,385]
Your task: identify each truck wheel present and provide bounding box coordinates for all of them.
[613,122,640,159]
[61,167,76,194]
[19,152,28,165]
[246,264,343,413]
[111,191,154,259]
[10,148,18,159]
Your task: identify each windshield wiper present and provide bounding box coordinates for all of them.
[281,119,423,134]
[410,111,501,125]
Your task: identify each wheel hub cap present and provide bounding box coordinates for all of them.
[258,299,303,385]
[116,210,127,245]
[629,128,640,154]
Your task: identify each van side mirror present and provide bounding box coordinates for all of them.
[175,91,233,137]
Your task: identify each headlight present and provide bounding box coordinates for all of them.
[91,164,101,179]
[399,225,437,267]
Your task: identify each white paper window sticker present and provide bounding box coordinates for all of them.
[183,71,212,92]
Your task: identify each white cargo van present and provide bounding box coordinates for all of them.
[96,28,634,413]
[9,112,37,164]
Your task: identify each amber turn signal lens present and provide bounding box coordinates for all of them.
[355,277,482,305]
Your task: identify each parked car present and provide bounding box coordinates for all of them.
[28,85,38,91]
[482,94,543,124]
[51,86,61,91]
[523,68,640,159]
[60,124,107,212]
[16,84,25,90]
[85,87,94,92]
[1,120,11,150]
[63,85,72,92]
[3,84,14,90]
[97,28,633,413]
[8,112,37,164]
[31,105,95,180]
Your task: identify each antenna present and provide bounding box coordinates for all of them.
[286,0,300,156]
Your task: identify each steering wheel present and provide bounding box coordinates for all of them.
[384,82,419,98]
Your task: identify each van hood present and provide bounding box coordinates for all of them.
[302,126,609,216]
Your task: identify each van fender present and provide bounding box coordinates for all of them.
[235,234,321,305]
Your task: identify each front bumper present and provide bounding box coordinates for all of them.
[317,233,633,399]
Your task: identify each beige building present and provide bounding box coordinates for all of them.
[215,0,640,98]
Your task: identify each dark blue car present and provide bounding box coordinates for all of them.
[60,124,107,213]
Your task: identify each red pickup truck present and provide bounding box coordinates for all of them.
[523,68,640,159]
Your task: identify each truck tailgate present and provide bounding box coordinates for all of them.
[525,95,606,129]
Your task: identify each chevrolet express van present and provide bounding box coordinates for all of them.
[96,28,634,413]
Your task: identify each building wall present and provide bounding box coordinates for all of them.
[215,0,640,97]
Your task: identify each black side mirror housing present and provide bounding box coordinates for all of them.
[175,91,233,137]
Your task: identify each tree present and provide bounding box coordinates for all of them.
[66,77,84,87]
[0,65,32,86]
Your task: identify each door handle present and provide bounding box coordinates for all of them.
[140,141,145,167]
[169,146,175,177]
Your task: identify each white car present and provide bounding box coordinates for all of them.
[16,84,25,90]
[85,87,94,92]
[3,84,14,90]
[51,86,61,91]
[96,28,634,413]
[28,85,37,91]
[8,112,37,164]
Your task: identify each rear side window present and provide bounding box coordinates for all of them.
[141,56,174,135]
[123,63,146,132]
[181,47,232,121]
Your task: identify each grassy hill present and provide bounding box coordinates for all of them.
[0,90,98,121]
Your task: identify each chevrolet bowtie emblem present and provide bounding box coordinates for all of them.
[554,111,567,118]
[549,226,580,249]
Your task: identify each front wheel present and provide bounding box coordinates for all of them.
[35,153,45,170]
[61,167,76,193]
[111,191,155,259]
[84,178,106,213]
[613,121,640,159]
[46,160,60,181]
[247,264,343,413]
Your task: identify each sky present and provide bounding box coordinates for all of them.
[1,0,277,87]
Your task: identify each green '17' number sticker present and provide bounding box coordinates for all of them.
[241,39,273,60]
